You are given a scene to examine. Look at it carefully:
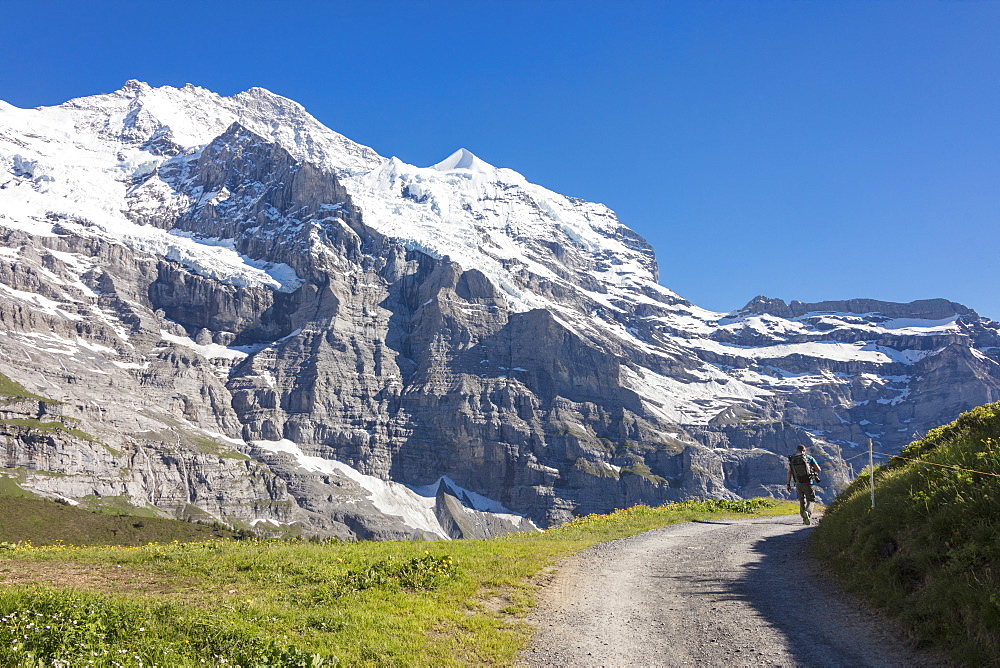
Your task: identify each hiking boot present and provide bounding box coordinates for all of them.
[803,516,811,525]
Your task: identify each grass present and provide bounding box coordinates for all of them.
[0,497,795,666]
[0,417,97,442]
[0,493,248,547]
[0,372,46,404]
[0,371,97,443]
[811,401,1000,665]
[0,475,40,498]
[136,431,251,461]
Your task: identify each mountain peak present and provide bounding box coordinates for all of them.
[234,86,303,110]
[120,79,152,95]
[431,148,494,173]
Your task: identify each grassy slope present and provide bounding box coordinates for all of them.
[811,401,1000,665]
[0,494,247,546]
[0,372,45,403]
[0,498,796,666]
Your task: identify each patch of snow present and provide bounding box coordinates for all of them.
[159,331,250,360]
[74,337,118,356]
[878,316,959,332]
[258,370,277,388]
[971,348,1000,365]
[681,335,938,366]
[252,439,532,537]
[250,518,292,528]
[619,364,771,425]
[890,388,912,405]
[110,360,149,371]
[863,345,942,365]
[252,439,448,537]
[0,283,83,321]
[201,430,247,447]
[122,227,304,293]
[408,475,519,515]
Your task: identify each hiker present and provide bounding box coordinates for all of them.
[786,444,820,525]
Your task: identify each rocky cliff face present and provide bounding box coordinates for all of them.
[1,82,998,535]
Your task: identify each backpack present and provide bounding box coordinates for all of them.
[788,453,815,484]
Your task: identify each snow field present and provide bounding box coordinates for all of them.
[251,439,529,538]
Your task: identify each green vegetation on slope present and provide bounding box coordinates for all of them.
[0,497,793,666]
[811,401,1000,665]
[0,372,98,443]
[0,491,250,546]
[0,417,97,442]
[0,372,45,403]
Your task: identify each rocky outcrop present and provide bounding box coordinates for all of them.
[740,296,977,321]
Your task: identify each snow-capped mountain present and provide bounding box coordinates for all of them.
[0,81,997,536]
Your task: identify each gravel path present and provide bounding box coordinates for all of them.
[520,515,943,667]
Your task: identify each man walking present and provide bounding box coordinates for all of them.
[786,444,820,525]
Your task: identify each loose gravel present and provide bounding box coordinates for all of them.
[520,515,945,667]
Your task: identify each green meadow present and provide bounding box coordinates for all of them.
[0,497,793,666]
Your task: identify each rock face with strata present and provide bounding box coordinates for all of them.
[0,82,998,536]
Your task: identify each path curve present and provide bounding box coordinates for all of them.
[520,515,942,667]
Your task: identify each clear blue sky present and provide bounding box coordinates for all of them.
[2,1,997,318]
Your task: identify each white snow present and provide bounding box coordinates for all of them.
[878,316,959,332]
[408,475,518,515]
[252,439,443,537]
[431,148,495,173]
[0,283,84,321]
[201,430,248,447]
[251,439,532,538]
[5,330,109,359]
[681,336,891,364]
[74,336,118,356]
[619,364,771,425]
[342,148,658,313]
[0,83,345,295]
[159,331,250,360]
[716,311,964,340]
[971,348,1000,366]
[111,360,150,370]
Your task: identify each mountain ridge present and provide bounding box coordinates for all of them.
[1,81,998,537]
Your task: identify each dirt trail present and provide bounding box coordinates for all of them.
[520,515,943,667]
